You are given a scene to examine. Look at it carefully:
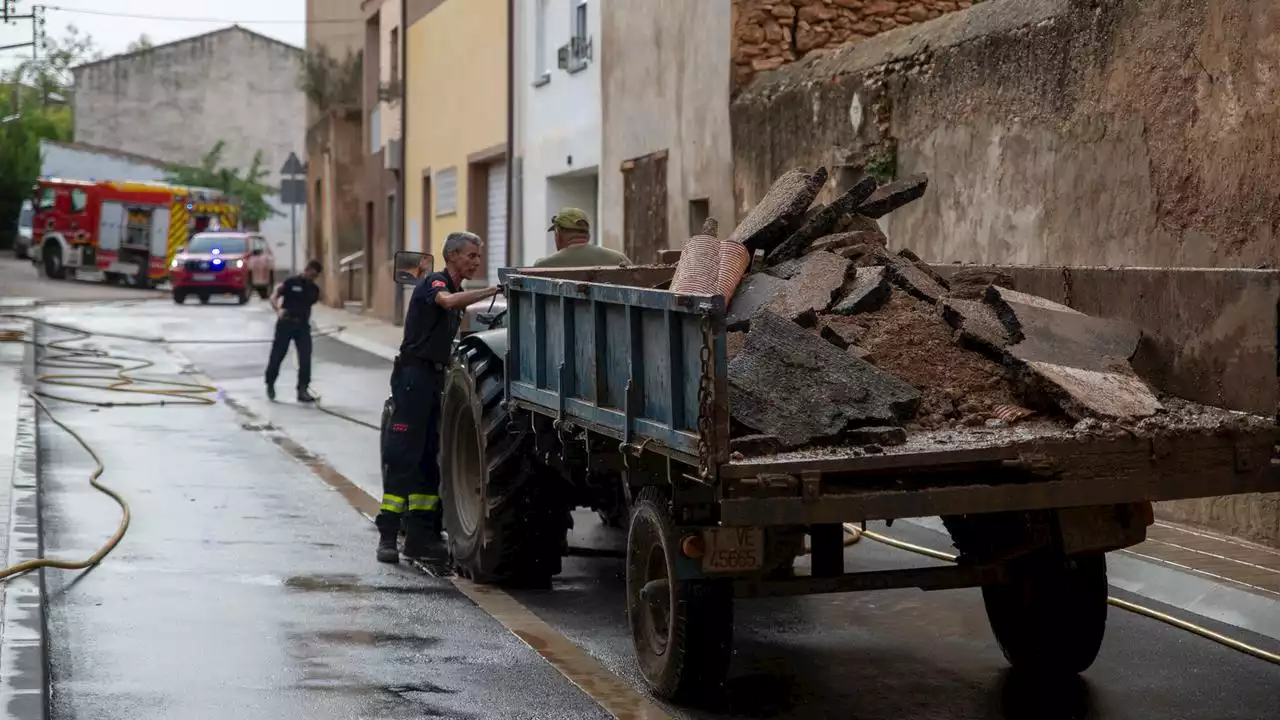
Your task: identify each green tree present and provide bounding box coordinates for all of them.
[164,141,283,227]
[298,47,362,112]
[0,113,42,248]
[16,25,103,105]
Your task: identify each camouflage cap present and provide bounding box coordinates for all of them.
[548,207,591,232]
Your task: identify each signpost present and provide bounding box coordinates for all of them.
[280,152,307,273]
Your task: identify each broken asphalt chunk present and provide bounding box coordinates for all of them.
[885,255,947,303]
[832,266,891,315]
[946,268,1014,300]
[855,173,929,219]
[940,297,1015,356]
[766,175,878,264]
[728,311,922,449]
[762,251,850,325]
[731,167,828,254]
[1018,361,1163,421]
[726,273,789,331]
[984,285,1141,372]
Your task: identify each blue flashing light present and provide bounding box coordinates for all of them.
[211,258,223,266]
[211,248,220,255]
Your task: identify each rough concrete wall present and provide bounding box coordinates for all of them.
[733,0,977,87]
[306,109,364,306]
[732,0,1280,269]
[601,0,736,254]
[74,29,306,177]
[363,148,399,323]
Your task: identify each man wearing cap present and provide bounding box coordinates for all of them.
[533,208,631,268]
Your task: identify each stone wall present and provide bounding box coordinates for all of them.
[733,0,977,88]
[731,0,1280,270]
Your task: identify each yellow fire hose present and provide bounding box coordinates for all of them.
[0,316,1276,669]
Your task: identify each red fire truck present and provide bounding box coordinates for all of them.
[29,178,240,288]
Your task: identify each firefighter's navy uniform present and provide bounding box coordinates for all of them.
[376,269,462,562]
[265,274,320,402]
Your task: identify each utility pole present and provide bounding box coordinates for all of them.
[1,2,42,113]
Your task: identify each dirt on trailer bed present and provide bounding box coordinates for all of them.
[727,396,1276,463]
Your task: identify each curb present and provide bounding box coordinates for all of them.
[327,328,397,363]
[0,318,48,720]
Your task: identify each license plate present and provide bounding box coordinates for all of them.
[192,273,215,282]
[702,527,764,573]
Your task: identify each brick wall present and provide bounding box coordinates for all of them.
[733,0,976,88]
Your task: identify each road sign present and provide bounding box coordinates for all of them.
[280,152,304,177]
[280,178,306,206]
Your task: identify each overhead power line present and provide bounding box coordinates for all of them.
[37,5,363,25]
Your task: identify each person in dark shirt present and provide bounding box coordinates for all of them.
[264,259,323,403]
[376,232,500,563]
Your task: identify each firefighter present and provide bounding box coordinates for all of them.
[265,259,323,403]
[376,232,501,563]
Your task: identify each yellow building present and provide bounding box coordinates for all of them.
[404,0,510,285]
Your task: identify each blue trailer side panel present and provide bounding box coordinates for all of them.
[501,270,728,473]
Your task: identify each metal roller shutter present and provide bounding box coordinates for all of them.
[486,161,507,285]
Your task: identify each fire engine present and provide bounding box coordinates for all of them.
[30,178,240,288]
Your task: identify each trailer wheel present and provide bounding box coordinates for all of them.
[627,487,733,702]
[43,244,65,280]
[173,291,187,304]
[198,292,211,305]
[982,553,1108,675]
[441,340,566,586]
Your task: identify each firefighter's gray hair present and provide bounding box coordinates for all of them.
[443,231,483,258]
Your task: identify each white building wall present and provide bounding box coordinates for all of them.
[518,0,602,265]
[39,141,167,183]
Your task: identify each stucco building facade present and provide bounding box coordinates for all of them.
[514,0,601,266]
[359,0,405,322]
[403,0,510,288]
[71,26,308,272]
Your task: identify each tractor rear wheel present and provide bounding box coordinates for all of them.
[441,339,567,587]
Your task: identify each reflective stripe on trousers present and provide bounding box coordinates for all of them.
[380,494,406,513]
[407,493,439,512]
[380,493,439,514]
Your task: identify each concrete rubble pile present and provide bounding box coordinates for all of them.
[717,167,1173,455]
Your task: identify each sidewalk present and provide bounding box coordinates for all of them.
[0,314,46,719]
[311,303,399,362]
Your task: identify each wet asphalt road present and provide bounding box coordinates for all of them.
[30,297,1280,720]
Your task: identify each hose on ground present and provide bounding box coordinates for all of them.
[0,392,131,581]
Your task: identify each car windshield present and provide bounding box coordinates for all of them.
[18,206,32,228]
[186,235,248,254]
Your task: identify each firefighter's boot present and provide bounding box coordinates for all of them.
[374,514,400,564]
[402,511,443,559]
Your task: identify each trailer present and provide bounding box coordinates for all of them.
[425,262,1280,703]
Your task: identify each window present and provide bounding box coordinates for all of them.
[187,235,248,254]
[567,1,591,72]
[533,0,549,85]
[37,188,55,210]
[435,167,458,216]
[70,189,88,213]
